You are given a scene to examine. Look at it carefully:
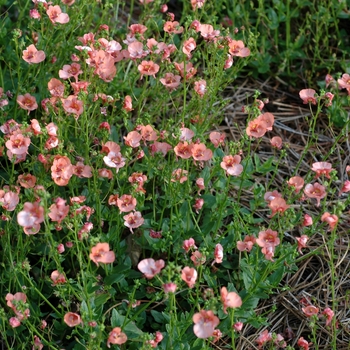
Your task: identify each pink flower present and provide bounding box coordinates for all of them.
[256,229,280,248]
[9,317,21,328]
[209,131,225,148]
[233,322,243,332]
[32,335,43,350]
[22,44,45,64]
[183,37,196,58]
[138,60,160,79]
[321,212,338,231]
[287,176,304,193]
[6,292,30,321]
[117,194,137,212]
[199,24,220,41]
[311,161,334,179]
[191,143,212,161]
[0,190,19,211]
[171,168,188,183]
[73,162,93,178]
[107,327,127,347]
[322,307,334,327]
[297,337,312,350]
[256,329,272,349]
[299,89,317,105]
[62,95,84,118]
[237,235,256,252]
[123,211,144,232]
[182,238,197,252]
[17,202,44,235]
[103,151,125,170]
[174,61,197,79]
[220,155,243,176]
[163,283,177,293]
[302,305,319,317]
[302,214,313,227]
[17,93,38,113]
[174,141,193,159]
[163,21,183,34]
[48,197,69,223]
[124,131,142,148]
[123,95,133,112]
[194,79,207,97]
[228,40,250,57]
[138,258,165,279]
[339,180,350,195]
[46,5,69,24]
[296,235,308,254]
[213,244,223,264]
[304,183,327,207]
[268,197,290,217]
[159,73,181,91]
[270,136,282,149]
[191,0,205,10]
[63,312,81,327]
[193,198,204,213]
[51,156,74,186]
[59,63,82,81]
[220,287,242,314]
[192,310,219,339]
[181,266,197,288]
[89,243,115,266]
[190,251,206,266]
[57,244,65,254]
[51,270,66,285]
[5,133,31,156]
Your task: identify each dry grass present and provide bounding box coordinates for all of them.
[212,78,350,349]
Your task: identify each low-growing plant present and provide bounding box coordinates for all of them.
[0,1,349,349]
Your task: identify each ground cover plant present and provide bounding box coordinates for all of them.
[0,0,350,349]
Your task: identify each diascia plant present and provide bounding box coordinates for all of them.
[0,1,349,350]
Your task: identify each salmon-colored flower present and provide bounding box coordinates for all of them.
[163,21,183,34]
[107,327,127,347]
[182,238,197,252]
[220,155,243,176]
[213,244,223,264]
[51,270,66,285]
[193,198,204,213]
[117,194,137,212]
[246,117,267,138]
[6,292,30,321]
[73,162,92,178]
[322,307,334,327]
[302,214,313,227]
[123,95,133,112]
[181,266,197,288]
[311,161,334,179]
[138,258,165,279]
[228,40,250,57]
[297,337,312,350]
[51,156,74,186]
[237,235,256,252]
[194,79,207,97]
[199,24,220,41]
[48,197,69,223]
[138,60,160,79]
[321,212,338,231]
[89,243,115,266]
[171,168,188,183]
[193,310,219,339]
[17,93,38,113]
[174,141,193,159]
[5,133,31,155]
[270,136,282,149]
[209,131,225,148]
[59,63,82,81]
[256,329,272,349]
[63,312,81,327]
[339,180,350,196]
[46,5,69,24]
[299,89,317,105]
[123,211,144,232]
[159,73,181,91]
[287,176,304,193]
[174,61,197,79]
[62,95,84,118]
[296,235,308,254]
[191,251,206,266]
[103,151,125,170]
[220,287,242,314]
[0,190,19,211]
[256,229,280,248]
[183,37,196,58]
[304,183,327,207]
[268,197,290,217]
[17,201,44,235]
[302,305,319,317]
[124,131,142,148]
[191,143,212,161]
[22,44,45,64]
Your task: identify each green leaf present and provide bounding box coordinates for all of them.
[104,273,125,286]
[151,310,166,323]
